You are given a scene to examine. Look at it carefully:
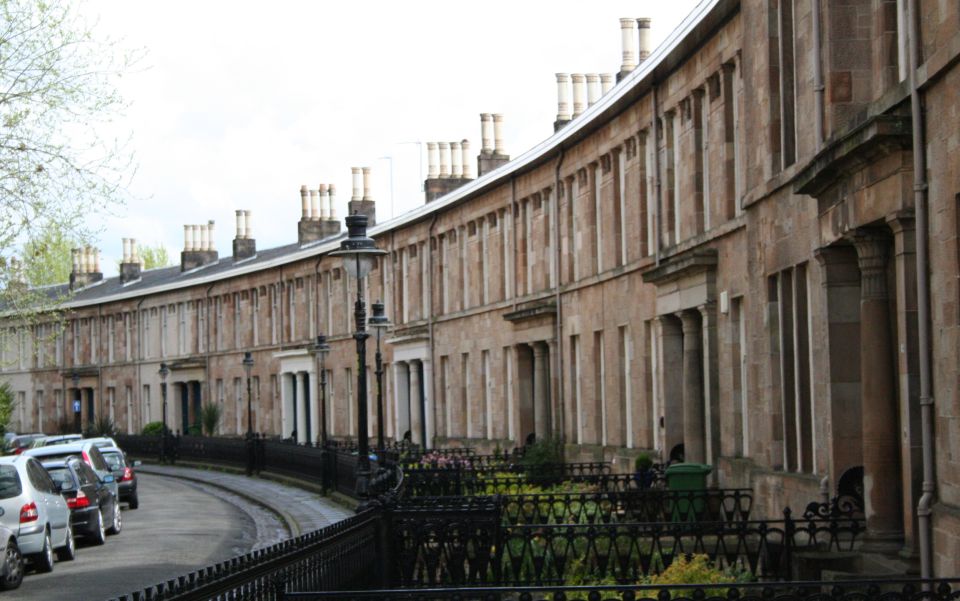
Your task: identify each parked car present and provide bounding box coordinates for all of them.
[28,434,83,449]
[84,436,119,450]
[0,524,23,590]
[6,434,44,455]
[24,442,119,500]
[42,458,120,543]
[100,447,139,510]
[0,456,75,573]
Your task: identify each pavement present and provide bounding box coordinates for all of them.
[139,464,354,536]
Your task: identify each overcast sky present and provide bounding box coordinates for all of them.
[86,0,699,274]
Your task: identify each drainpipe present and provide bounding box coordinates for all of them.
[812,0,824,151]
[511,177,518,310]
[97,305,103,427]
[907,0,935,580]
[652,84,663,266]
[135,297,145,428]
[205,281,217,434]
[427,212,438,449]
[553,148,566,444]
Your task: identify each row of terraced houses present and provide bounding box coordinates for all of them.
[3,0,960,574]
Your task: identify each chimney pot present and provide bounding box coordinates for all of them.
[235,210,245,239]
[493,114,505,155]
[71,248,80,273]
[438,142,451,178]
[243,210,253,238]
[328,184,337,219]
[601,73,614,94]
[556,73,572,121]
[426,142,439,179]
[586,73,600,107]
[207,220,216,251]
[620,18,638,74]
[362,167,373,201]
[637,18,652,62]
[300,184,309,219]
[121,238,129,263]
[351,167,362,201]
[571,74,586,116]
[190,225,200,252]
[131,239,138,261]
[319,184,330,219]
[461,139,472,179]
[450,141,463,178]
[479,113,493,153]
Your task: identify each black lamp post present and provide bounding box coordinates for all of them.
[329,213,386,498]
[312,335,331,445]
[242,352,254,437]
[159,362,169,463]
[369,301,391,455]
[71,371,80,434]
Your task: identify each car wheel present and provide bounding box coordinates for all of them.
[128,494,139,510]
[56,527,75,561]
[107,506,122,535]
[0,539,23,590]
[32,530,54,573]
[90,510,106,546]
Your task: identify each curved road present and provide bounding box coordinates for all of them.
[12,473,272,601]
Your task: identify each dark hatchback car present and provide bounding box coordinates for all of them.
[100,447,139,510]
[42,458,121,545]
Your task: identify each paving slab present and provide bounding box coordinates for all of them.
[139,464,354,536]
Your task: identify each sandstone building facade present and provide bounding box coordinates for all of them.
[2,0,959,574]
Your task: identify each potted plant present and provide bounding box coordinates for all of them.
[634,452,655,489]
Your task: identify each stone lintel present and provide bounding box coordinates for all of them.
[793,114,911,197]
[167,358,207,371]
[388,324,429,344]
[503,300,557,323]
[641,248,718,285]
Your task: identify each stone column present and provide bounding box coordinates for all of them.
[679,310,706,463]
[849,228,902,544]
[409,360,423,448]
[548,339,559,434]
[532,342,550,441]
[421,359,434,449]
[887,212,921,554]
[281,373,294,439]
[296,372,309,444]
[699,303,720,476]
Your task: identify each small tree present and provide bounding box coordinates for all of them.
[0,381,14,434]
[200,402,222,437]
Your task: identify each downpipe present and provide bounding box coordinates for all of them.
[907,0,935,580]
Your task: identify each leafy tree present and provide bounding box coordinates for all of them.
[21,226,81,287]
[0,381,15,434]
[0,0,138,324]
[116,242,171,272]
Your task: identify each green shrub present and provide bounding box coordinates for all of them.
[87,415,116,437]
[635,452,654,471]
[187,423,202,436]
[518,437,564,483]
[644,554,751,597]
[142,421,165,436]
[200,401,222,436]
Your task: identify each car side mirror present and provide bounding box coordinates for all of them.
[133,460,142,467]
[101,474,115,484]
[58,481,75,493]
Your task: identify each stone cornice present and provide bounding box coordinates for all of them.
[641,248,718,285]
[503,300,557,323]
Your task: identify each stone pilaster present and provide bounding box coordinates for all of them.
[699,302,720,477]
[533,342,550,441]
[679,310,706,463]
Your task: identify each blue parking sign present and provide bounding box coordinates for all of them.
[72,399,81,413]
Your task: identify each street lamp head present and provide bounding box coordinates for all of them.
[313,334,331,358]
[159,362,169,381]
[329,213,386,279]
[242,351,254,377]
[369,300,391,331]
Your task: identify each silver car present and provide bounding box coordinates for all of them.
[0,456,75,573]
[0,524,23,590]
[24,441,119,500]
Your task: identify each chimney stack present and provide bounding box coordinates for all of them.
[477,113,509,177]
[70,245,103,289]
[637,18,652,62]
[233,209,256,261]
[555,73,572,130]
[425,138,474,203]
[119,237,142,283]
[181,220,219,271]
[619,18,638,80]
[299,183,341,245]
[348,167,377,225]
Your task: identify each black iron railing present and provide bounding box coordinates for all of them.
[280,579,960,601]
[402,470,668,498]
[107,510,385,601]
[500,488,753,525]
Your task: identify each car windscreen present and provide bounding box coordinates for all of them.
[102,452,124,470]
[30,451,80,463]
[0,465,22,499]
[44,467,74,490]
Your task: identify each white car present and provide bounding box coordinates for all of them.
[0,455,75,572]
